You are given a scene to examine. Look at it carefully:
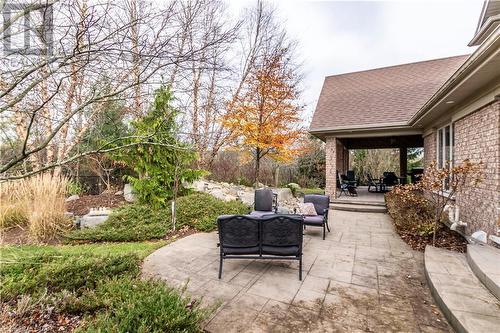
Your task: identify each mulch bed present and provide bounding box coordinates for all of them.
[66,194,128,216]
[0,306,81,333]
[164,225,197,242]
[396,226,467,252]
[1,226,34,245]
[0,226,62,246]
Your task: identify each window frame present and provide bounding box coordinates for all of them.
[435,123,454,193]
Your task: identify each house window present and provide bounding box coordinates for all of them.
[436,123,454,189]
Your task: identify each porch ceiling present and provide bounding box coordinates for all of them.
[338,134,423,150]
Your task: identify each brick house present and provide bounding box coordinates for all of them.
[309,1,500,238]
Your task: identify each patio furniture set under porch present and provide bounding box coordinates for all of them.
[338,170,409,197]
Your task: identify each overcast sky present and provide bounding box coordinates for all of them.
[228,0,485,121]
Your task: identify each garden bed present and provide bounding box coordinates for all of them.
[396,225,467,252]
[66,193,128,216]
[66,192,249,243]
[0,226,51,245]
[386,191,468,253]
[0,306,82,333]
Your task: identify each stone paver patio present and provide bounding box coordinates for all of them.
[142,210,451,332]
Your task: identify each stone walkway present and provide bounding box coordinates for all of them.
[142,210,451,332]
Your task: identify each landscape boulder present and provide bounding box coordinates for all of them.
[123,183,136,202]
[187,179,301,212]
[65,194,80,202]
[79,207,112,228]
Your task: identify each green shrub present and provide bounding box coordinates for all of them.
[119,88,203,209]
[175,192,249,232]
[68,204,170,242]
[76,278,208,333]
[66,192,250,242]
[0,242,208,332]
[286,183,300,197]
[1,252,140,301]
[67,181,88,195]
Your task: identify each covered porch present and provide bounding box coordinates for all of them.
[334,186,386,203]
[324,134,424,199]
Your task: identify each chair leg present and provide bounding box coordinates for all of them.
[323,224,326,240]
[326,220,331,232]
[218,254,223,279]
[299,257,303,281]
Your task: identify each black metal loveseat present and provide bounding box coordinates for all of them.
[217,214,304,280]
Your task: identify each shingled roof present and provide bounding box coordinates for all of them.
[309,55,469,133]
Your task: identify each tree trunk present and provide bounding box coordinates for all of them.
[433,208,443,246]
[255,148,260,186]
[130,0,142,116]
[274,165,279,187]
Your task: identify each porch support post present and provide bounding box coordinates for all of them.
[343,147,349,173]
[325,136,338,199]
[336,140,348,175]
[399,146,408,179]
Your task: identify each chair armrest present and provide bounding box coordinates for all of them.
[272,193,278,213]
[323,208,329,221]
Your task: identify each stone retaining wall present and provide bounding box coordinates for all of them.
[190,180,301,213]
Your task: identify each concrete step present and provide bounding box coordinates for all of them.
[467,244,500,301]
[424,246,500,333]
[330,199,386,207]
[330,203,387,213]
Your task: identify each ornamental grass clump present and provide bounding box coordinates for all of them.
[0,180,29,229]
[0,173,71,242]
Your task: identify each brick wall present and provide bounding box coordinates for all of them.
[423,130,436,168]
[453,101,500,237]
[336,140,348,175]
[325,136,337,198]
[325,137,349,199]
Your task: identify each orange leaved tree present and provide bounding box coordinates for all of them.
[223,47,303,184]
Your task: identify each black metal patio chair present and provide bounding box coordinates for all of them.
[382,171,399,189]
[346,170,358,187]
[367,174,384,193]
[249,188,278,217]
[303,194,330,240]
[338,173,357,197]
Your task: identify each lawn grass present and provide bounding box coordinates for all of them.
[0,241,210,332]
[66,192,250,243]
[299,188,325,196]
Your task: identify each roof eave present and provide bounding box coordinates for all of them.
[309,122,422,141]
[469,14,500,46]
[409,27,500,127]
